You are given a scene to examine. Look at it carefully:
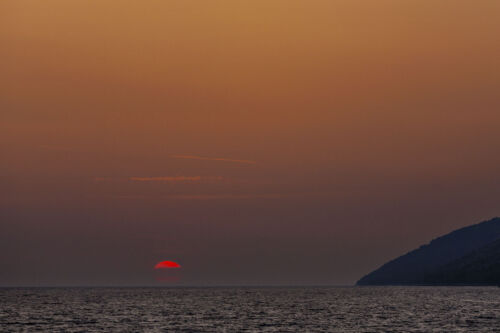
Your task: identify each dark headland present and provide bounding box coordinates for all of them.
[357,217,500,286]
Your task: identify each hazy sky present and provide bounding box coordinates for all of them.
[1,0,500,286]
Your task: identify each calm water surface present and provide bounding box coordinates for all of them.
[1,287,499,332]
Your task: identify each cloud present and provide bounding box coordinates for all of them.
[163,192,323,200]
[171,154,256,165]
[130,176,203,182]
[108,192,328,200]
[165,194,278,200]
[94,177,109,182]
[95,176,224,183]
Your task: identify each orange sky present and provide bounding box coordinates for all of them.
[1,0,500,286]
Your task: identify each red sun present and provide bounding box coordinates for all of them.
[154,260,181,269]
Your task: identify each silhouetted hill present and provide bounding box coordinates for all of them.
[422,239,500,285]
[357,217,500,285]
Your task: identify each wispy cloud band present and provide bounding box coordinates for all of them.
[95,176,223,183]
[110,192,325,200]
[171,154,256,165]
[130,176,202,182]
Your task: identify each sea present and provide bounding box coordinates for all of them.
[1,287,499,332]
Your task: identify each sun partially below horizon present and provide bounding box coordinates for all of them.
[154,261,181,269]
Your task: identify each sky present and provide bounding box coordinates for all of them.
[1,0,500,286]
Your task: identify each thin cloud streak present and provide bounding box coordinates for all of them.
[172,154,257,165]
[130,176,203,182]
[166,194,289,200]
[110,192,327,200]
[95,176,224,183]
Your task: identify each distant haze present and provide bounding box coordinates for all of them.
[1,0,500,286]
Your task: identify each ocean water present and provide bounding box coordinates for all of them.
[1,287,499,332]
